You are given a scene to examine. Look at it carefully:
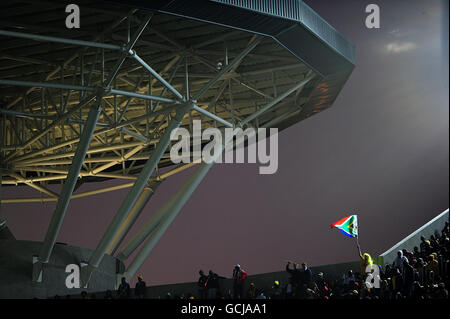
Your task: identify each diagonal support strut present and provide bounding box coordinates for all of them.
[80,102,193,287]
[32,93,103,282]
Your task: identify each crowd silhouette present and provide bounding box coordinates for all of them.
[53,222,449,300]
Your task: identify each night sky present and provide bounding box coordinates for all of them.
[2,0,449,286]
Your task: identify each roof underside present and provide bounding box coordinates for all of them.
[0,0,354,194]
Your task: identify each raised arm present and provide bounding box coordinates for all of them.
[357,241,363,260]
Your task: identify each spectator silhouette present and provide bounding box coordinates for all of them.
[315,272,329,299]
[118,277,131,299]
[255,290,267,299]
[197,270,208,299]
[394,250,408,273]
[206,270,225,299]
[104,290,114,299]
[403,259,414,297]
[246,282,257,299]
[232,264,247,299]
[135,275,146,299]
[270,280,282,299]
[285,261,301,295]
[300,262,313,288]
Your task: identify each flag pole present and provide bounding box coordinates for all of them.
[355,216,361,257]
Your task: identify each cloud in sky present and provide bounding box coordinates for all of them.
[386,42,418,53]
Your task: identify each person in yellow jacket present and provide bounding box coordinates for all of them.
[427,253,439,276]
[357,241,373,276]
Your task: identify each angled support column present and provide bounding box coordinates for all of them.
[32,93,103,282]
[121,158,221,284]
[81,103,193,287]
[116,181,182,261]
[114,162,205,261]
[0,174,14,239]
[106,179,162,256]
[120,136,229,284]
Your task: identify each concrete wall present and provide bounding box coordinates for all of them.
[379,209,449,266]
[0,240,122,299]
[0,218,14,240]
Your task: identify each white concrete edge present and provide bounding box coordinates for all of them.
[380,209,449,257]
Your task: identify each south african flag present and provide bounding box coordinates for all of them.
[331,215,358,238]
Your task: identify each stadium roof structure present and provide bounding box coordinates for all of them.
[0,0,354,287]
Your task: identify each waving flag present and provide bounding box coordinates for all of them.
[331,215,358,238]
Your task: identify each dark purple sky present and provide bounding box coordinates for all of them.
[2,0,449,286]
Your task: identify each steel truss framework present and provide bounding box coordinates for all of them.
[0,0,353,287]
